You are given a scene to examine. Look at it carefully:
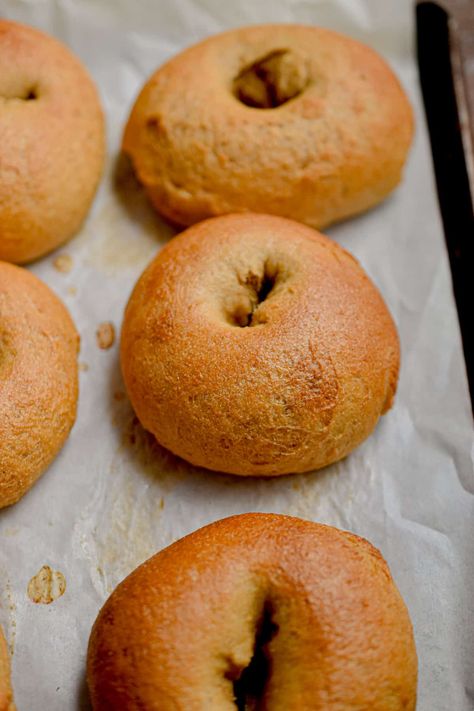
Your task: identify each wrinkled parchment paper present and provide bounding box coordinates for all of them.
[1,0,473,709]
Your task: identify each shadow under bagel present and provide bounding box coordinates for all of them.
[108,349,341,489]
[90,349,361,638]
[112,152,180,238]
[107,369,392,522]
[103,350,352,549]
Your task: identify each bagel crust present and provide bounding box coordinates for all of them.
[123,24,413,229]
[0,627,14,711]
[121,213,400,476]
[0,20,105,263]
[88,513,418,710]
[0,262,79,508]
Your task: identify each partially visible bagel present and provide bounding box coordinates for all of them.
[121,213,400,476]
[0,626,14,711]
[123,24,413,228]
[0,20,105,263]
[88,513,418,710]
[0,262,79,507]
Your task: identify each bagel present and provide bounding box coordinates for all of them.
[121,213,399,476]
[0,262,79,508]
[87,513,418,710]
[123,24,413,229]
[0,20,105,263]
[0,626,14,711]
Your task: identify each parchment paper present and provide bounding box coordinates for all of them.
[0,0,473,709]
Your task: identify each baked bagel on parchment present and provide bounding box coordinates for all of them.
[123,24,413,228]
[121,214,400,476]
[88,513,417,710]
[0,262,79,507]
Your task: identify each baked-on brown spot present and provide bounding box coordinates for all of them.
[96,322,115,350]
[87,514,418,710]
[27,565,66,605]
[120,214,400,477]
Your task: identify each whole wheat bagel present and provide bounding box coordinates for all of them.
[121,213,399,476]
[0,262,79,508]
[0,20,105,264]
[88,513,417,710]
[0,626,14,711]
[123,23,413,229]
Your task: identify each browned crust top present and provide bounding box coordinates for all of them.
[88,513,417,710]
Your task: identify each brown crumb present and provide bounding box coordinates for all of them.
[96,322,116,350]
[53,254,73,273]
[67,286,77,297]
[79,362,89,372]
[27,566,66,605]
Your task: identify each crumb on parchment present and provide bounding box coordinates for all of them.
[53,254,73,273]
[96,322,116,350]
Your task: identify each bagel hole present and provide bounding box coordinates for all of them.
[233,49,309,109]
[146,116,159,132]
[1,86,38,101]
[227,600,278,709]
[231,265,277,328]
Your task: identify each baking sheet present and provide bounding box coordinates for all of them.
[1,0,473,709]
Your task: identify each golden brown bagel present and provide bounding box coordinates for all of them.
[121,213,400,476]
[0,20,105,264]
[0,626,14,711]
[123,24,413,229]
[88,513,418,710]
[0,262,79,507]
